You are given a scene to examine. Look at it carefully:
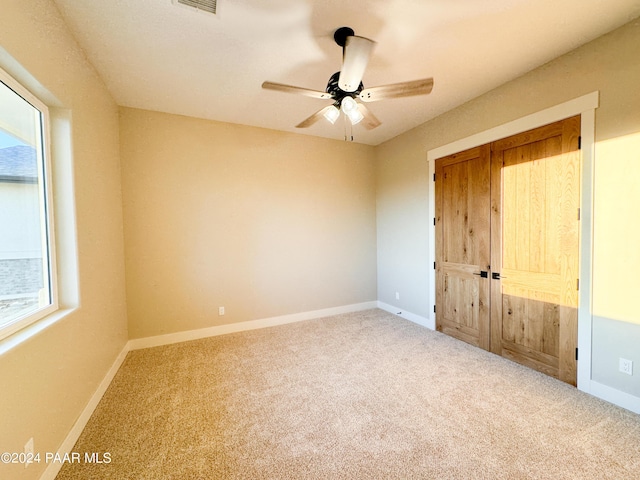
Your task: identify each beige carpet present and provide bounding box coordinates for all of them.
[56,309,640,479]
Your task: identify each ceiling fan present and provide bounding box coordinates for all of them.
[262,26,434,134]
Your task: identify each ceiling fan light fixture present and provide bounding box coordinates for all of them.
[341,96,357,112]
[347,109,364,125]
[323,105,340,124]
[261,25,434,134]
[341,96,363,125]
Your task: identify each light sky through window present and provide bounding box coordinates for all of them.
[0,129,24,148]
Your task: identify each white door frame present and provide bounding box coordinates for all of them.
[426,91,599,393]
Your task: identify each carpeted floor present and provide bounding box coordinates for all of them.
[56,309,640,479]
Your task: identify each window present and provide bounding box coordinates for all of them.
[0,68,57,339]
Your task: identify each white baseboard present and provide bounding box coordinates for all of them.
[377,301,434,330]
[40,344,130,480]
[128,301,379,350]
[588,380,640,415]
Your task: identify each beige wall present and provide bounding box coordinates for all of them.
[376,18,640,398]
[0,1,128,479]
[120,108,377,339]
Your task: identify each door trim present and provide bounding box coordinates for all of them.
[427,91,598,394]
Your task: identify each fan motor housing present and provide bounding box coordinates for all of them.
[326,72,363,105]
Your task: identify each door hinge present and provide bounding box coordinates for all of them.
[575,347,579,361]
[433,173,436,182]
[433,217,436,226]
[577,279,580,290]
[433,261,436,270]
[578,136,582,150]
[433,305,436,313]
[577,208,581,220]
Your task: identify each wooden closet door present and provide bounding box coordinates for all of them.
[435,145,491,350]
[490,116,581,385]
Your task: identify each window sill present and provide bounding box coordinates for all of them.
[0,307,77,356]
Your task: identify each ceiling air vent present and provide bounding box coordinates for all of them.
[173,0,217,15]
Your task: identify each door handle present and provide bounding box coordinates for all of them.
[473,271,488,278]
[491,272,507,280]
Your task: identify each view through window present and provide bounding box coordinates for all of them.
[0,72,56,338]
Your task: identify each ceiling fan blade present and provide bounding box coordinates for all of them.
[357,104,381,130]
[359,78,434,102]
[296,105,334,128]
[338,36,375,92]
[262,81,333,100]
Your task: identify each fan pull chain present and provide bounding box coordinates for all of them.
[343,113,354,142]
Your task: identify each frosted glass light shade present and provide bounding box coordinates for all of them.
[323,105,340,124]
[341,96,363,125]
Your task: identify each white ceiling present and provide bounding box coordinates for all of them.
[53,0,640,146]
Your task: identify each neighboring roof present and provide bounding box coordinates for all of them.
[0,145,38,183]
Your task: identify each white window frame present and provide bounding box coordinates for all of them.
[0,66,58,340]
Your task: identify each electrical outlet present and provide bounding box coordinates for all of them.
[619,358,633,375]
[24,437,34,469]
[395,292,400,300]
[218,306,225,316]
